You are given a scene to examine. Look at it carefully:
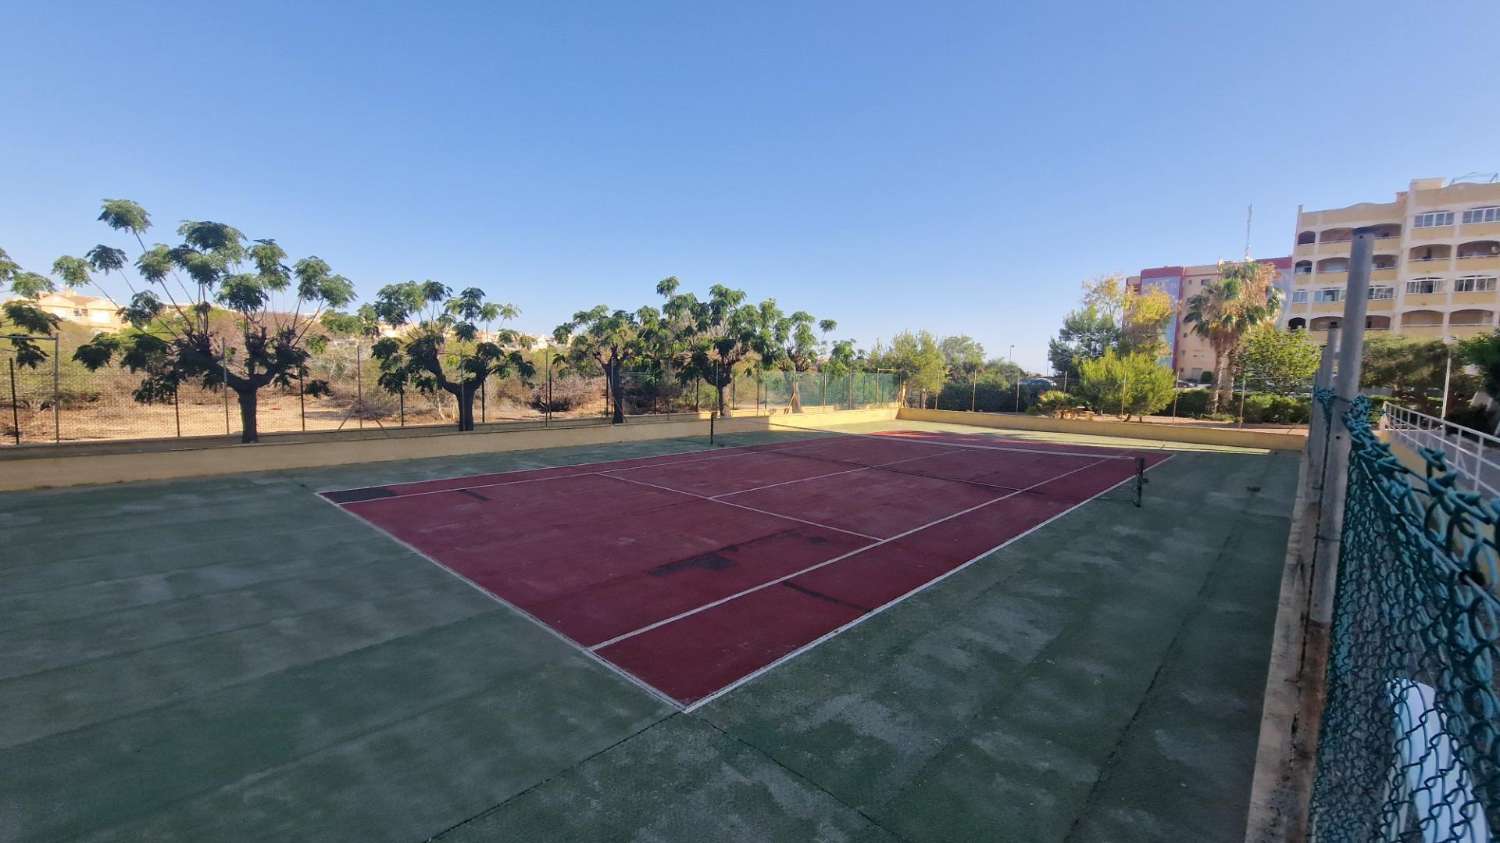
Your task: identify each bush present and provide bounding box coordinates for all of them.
[1239,393,1310,424]
[1445,403,1495,435]
[1199,370,1215,385]
[1077,351,1174,420]
[1172,388,1211,418]
[1031,390,1077,418]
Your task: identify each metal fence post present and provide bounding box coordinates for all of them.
[298,370,306,432]
[52,336,60,443]
[221,345,230,435]
[173,384,181,438]
[8,357,19,445]
[355,341,364,430]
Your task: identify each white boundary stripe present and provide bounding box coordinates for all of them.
[310,493,686,711]
[588,454,1121,651]
[680,451,1178,712]
[768,424,1154,461]
[317,435,846,502]
[599,472,883,542]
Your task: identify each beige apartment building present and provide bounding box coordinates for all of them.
[1285,177,1500,345]
[1129,258,1293,382]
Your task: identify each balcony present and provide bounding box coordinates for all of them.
[1400,324,1446,339]
[1316,271,1349,286]
[1367,297,1395,312]
[1294,242,1316,259]
[1456,255,1500,272]
[1404,293,1446,308]
[1310,300,1344,315]
[1452,290,1499,305]
[1407,256,1451,272]
[1462,221,1500,239]
[1411,225,1456,241]
[1448,324,1494,339]
[1371,268,1398,282]
[1317,239,1351,258]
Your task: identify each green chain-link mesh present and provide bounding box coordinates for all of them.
[1309,394,1499,841]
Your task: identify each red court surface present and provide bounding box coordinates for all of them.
[321,431,1171,707]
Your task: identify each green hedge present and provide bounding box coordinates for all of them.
[1168,387,1310,423]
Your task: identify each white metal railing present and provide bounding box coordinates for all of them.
[1384,403,1500,499]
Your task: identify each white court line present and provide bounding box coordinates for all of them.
[588,454,1121,652]
[773,426,1154,461]
[310,492,686,711]
[681,452,1177,712]
[318,434,846,502]
[702,450,963,500]
[599,472,883,542]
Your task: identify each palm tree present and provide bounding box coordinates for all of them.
[1184,260,1283,413]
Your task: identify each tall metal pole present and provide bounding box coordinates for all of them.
[52,336,60,443]
[1311,228,1374,627]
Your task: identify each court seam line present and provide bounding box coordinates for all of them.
[588,455,1119,652]
[680,452,1179,712]
[311,493,686,711]
[317,435,844,502]
[599,472,885,542]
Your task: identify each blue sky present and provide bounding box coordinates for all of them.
[2,0,1496,371]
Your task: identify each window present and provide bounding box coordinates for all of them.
[1454,275,1498,293]
[1314,288,1342,303]
[1406,277,1443,294]
[1368,286,1394,300]
[1463,207,1500,224]
[1292,289,1309,303]
[1415,211,1455,228]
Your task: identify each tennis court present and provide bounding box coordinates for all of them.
[2,418,1297,841]
[324,429,1169,706]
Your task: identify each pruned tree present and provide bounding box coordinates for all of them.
[0,248,62,367]
[874,330,946,407]
[554,305,642,424]
[748,299,834,412]
[72,202,355,442]
[1183,260,1283,413]
[682,284,757,417]
[369,282,534,431]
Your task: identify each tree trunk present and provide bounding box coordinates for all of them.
[236,387,258,444]
[716,370,731,418]
[457,383,477,431]
[609,363,625,424]
[1207,351,1228,414]
[788,372,802,413]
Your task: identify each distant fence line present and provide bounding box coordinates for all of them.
[0,337,899,447]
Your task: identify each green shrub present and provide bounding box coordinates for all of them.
[1445,403,1494,435]
[1172,388,1211,418]
[1239,393,1310,424]
[1199,370,1215,385]
[1032,390,1076,418]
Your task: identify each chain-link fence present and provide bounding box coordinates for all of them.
[0,338,901,446]
[1307,391,1499,841]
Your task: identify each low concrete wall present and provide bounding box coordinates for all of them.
[0,407,898,492]
[896,407,1306,452]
